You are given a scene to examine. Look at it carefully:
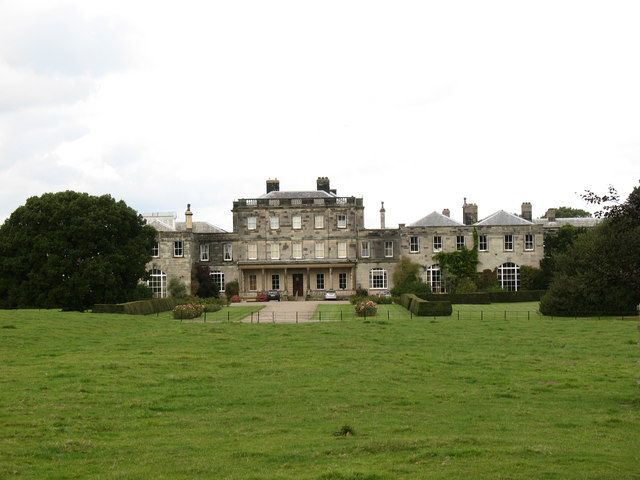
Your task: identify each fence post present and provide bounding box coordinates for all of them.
[387,310,390,320]
[457,311,460,321]
[272,312,275,323]
[257,311,260,323]
[481,311,483,321]
[341,310,343,321]
[527,311,530,320]
[504,310,506,320]
[410,310,412,319]
[227,311,230,323]
[204,311,207,323]
[319,311,322,322]
[296,312,298,324]
[251,312,253,323]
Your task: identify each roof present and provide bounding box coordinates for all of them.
[145,218,175,232]
[474,210,533,226]
[410,211,463,227]
[534,217,601,228]
[259,190,337,199]
[175,221,227,233]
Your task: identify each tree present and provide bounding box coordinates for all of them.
[434,229,479,293]
[539,224,588,287]
[193,265,219,298]
[540,183,640,315]
[543,206,592,218]
[0,191,156,311]
[390,256,430,296]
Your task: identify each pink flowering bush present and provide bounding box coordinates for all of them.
[355,300,378,317]
[173,303,204,320]
[229,295,241,303]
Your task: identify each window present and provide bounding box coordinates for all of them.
[337,214,347,228]
[315,242,325,259]
[316,273,325,289]
[525,234,534,251]
[410,236,419,253]
[498,262,520,291]
[292,242,302,259]
[270,216,279,230]
[426,265,444,293]
[152,242,159,257]
[211,271,225,292]
[504,234,514,251]
[249,274,257,291]
[369,268,388,289]
[292,215,302,229]
[271,274,280,290]
[173,240,183,257]
[269,199,279,206]
[247,243,257,260]
[270,243,280,260]
[339,273,347,290]
[433,236,442,252]
[337,242,347,259]
[223,243,232,261]
[247,216,257,230]
[292,198,302,205]
[148,269,166,298]
[361,241,370,258]
[456,235,465,251]
[384,241,393,258]
[200,243,210,261]
[314,215,324,229]
[478,235,488,252]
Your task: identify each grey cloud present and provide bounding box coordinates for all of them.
[3,5,131,77]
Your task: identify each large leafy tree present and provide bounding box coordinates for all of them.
[544,206,592,218]
[540,184,640,315]
[0,191,156,311]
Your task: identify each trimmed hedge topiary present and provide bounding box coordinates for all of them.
[417,290,545,304]
[92,297,181,315]
[410,297,452,316]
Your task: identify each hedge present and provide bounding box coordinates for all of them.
[410,298,452,317]
[92,297,181,315]
[418,290,545,304]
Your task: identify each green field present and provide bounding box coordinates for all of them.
[1,306,638,479]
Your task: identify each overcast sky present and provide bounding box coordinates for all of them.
[1,1,639,231]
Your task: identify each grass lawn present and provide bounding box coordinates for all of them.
[0,307,638,479]
[159,305,264,323]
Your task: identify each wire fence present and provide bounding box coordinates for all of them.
[175,308,640,324]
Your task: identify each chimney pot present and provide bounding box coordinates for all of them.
[442,208,450,218]
[380,201,386,229]
[521,202,533,221]
[185,204,193,231]
[462,199,478,225]
[316,177,331,193]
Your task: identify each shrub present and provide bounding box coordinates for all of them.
[173,303,204,320]
[194,265,220,298]
[355,300,378,317]
[202,301,222,313]
[519,266,547,291]
[168,278,187,298]
[127,283,153,301]
[418,292,491,304]
[93,297,181,315]
[225,281,240,298]
[229,294,241,303]
[355,287,368,297]
[488,290,545,303]
[256,291,268,302]
[454,277,477,294]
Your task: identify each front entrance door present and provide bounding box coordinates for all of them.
[292,274,304,297]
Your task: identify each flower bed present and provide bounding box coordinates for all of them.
[173,303,204,320]
[355,300,378,317]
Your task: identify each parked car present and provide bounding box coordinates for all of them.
[377,290,392,298]
[324,289,338,301]
[267,290,281,301]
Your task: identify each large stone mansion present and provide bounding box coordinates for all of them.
[143,177,583,298]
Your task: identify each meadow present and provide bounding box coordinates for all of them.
[0,305,638,479]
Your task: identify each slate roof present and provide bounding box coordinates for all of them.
[145,218,175,232]
[410,211,464,227]
[474,210,533,226]
[175,221,227,233]
[534,217,601,228]
[259,190,337,199]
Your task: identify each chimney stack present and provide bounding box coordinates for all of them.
[462,198,478,225]
[546,208,556,222]
[442,208,450,218]
[380,201,386,229]
[316,177,331,193]
[266,178,280,194]
[185,204,193,231]
[521,202,532,221]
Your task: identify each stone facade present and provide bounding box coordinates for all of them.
[144,178,548,298]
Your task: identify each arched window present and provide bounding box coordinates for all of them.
[426,265,444,293]
[497,262,520,291]
[149,269,167,298]
[369,268,388,289]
